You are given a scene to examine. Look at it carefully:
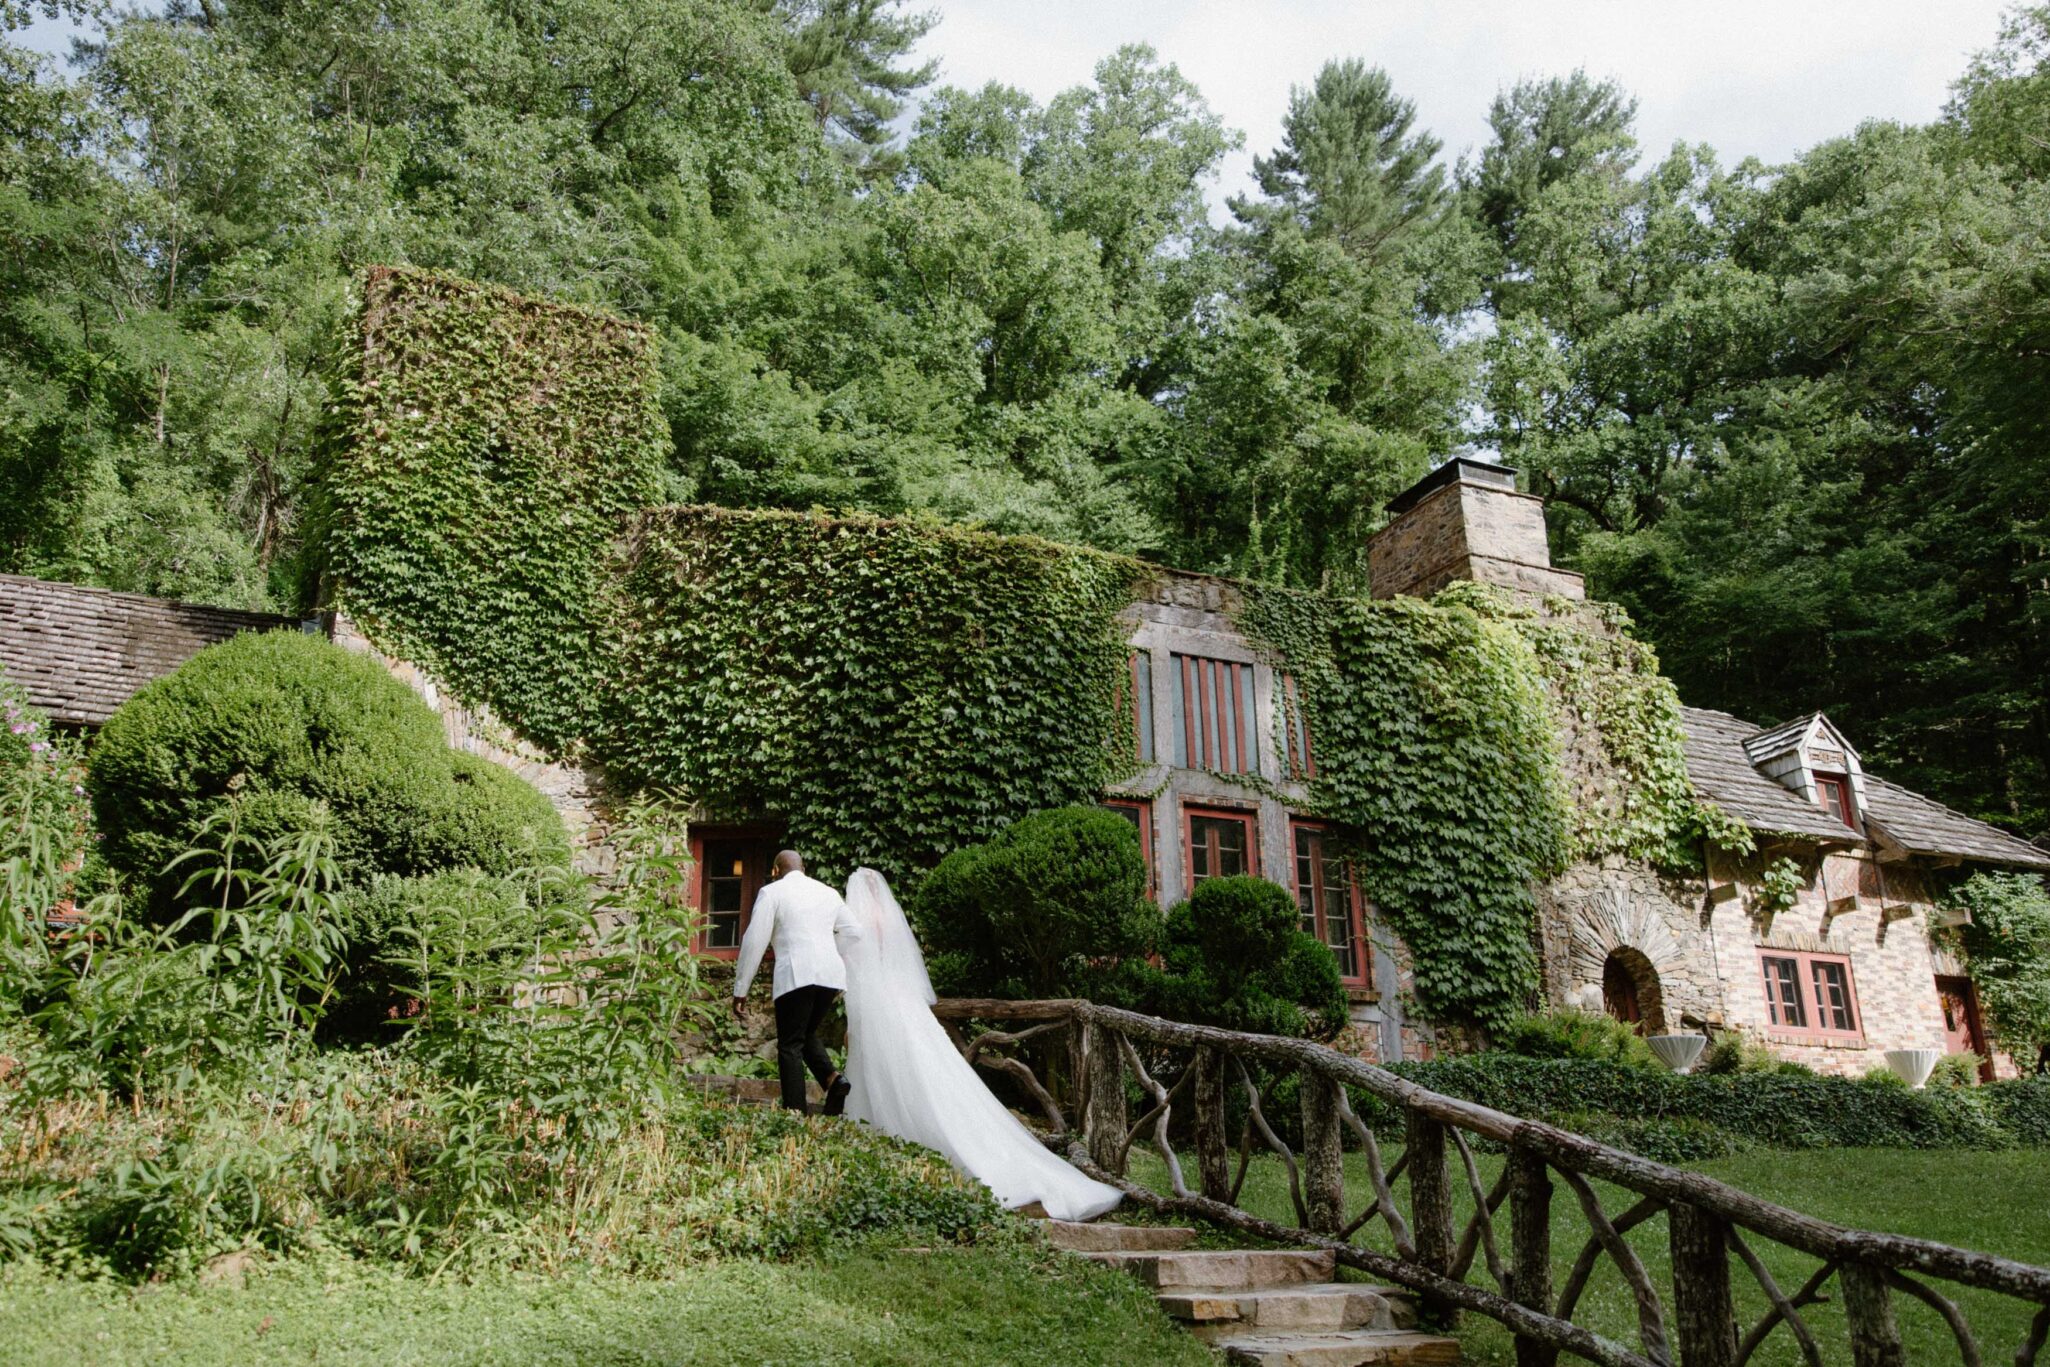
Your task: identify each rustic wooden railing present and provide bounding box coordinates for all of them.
[931,997,2050,1367]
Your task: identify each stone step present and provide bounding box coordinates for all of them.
[1038,1219,1197,1253]
[1216,1328,1463,1367]
[1156,1282,1416,1338]
[1087,1248,1336,1291]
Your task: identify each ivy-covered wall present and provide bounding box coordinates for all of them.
[599,506,1146,884]
[319,268,1708,1032]
[320,267,666,751]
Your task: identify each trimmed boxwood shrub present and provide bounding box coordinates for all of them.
[88,631,566,914]
[1132,875,1349,1038]
[1354,1055,2044,1152]
[1493,1008,1659,1069]
[911,804,1158,999]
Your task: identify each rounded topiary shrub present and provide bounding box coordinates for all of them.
[88,630,566,913]
[1137,875,1348,1037]
[911,804,1158,999]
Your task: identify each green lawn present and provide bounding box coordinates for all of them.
[0,1243,1212,1367]
[1133,1147,2050,1365]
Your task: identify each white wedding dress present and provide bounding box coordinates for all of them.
[841,868,1121,1222]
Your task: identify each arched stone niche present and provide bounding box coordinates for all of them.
[1539,867,1716,1035]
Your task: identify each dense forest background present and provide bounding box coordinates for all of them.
[4,0,2048,841]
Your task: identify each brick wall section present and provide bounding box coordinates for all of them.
[328,614,617,878]
[1536,843,2018,1078]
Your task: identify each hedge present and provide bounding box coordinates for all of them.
[1354,1055,2050,1153]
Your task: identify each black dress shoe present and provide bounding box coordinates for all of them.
[823,1076,851,1117]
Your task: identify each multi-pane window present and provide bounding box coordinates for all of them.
[1292,823,1366,982]
[1186,808,1255,886]
[1814,773,1855,827]
[1281,673,1314,780]
[1758,950,1861,1038]
[1172,654,1259,775]
[701,841,757,950]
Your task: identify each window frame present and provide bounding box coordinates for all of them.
[1126,651,1156,765]
[1756,948,1863,1041]
[1171,653,1260,776]
[1813,771,1856,828]
[1289,820,1370,985]
[1183,804,1258,890]
[1100,797,1156,898]
[1281,673,1315,781]
[689,829,781,960]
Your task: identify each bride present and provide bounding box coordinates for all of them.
[839,867,1121,1222]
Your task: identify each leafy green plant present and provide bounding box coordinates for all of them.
[1132,875,1348,1037]
[1754,856,1805,917]
[1232,581,1572,1029]
[1941,872,2050,1056]
[86,630,567,913]
[599,510,1148,887]
[1492,1008,1659,1068]
[318,268,667,751]
[911,805,1158,998]
[1697,1029,1806,1077]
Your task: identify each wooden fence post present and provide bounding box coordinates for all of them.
[1194,1046,1231,1202]
[1841,1264,1907,1367]
[1508,1147,1557,1367]
[1085,1023,1128,1176]
[1669,1203,1738,1367]
[1407,1111,1456,1321]
[1300,1069,1345,1234]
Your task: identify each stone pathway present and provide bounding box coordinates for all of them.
[1042,1219,1462,1365]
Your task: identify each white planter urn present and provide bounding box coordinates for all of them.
[1885,1048,1943,1089]
[1648,1034,1707,1074]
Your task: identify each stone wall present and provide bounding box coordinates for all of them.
[1366,480,1585,601]
[1534,844,2020,1078]
[328,613,618,878]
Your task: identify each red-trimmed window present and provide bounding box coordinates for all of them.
[1172,654,1259,775]
[1125,651,1156,764]
[1185,806,1256,888]
[691,833,779,959]
[1814,772,1855,827]
[1758,949,1861,1039]
[1292,822,1368,983]
[1281,673,1314,780]
[1100,798,1155,896]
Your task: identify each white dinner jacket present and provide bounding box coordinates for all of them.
[732,870,863,1001]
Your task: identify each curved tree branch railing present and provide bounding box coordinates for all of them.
[933,997,2050,1367]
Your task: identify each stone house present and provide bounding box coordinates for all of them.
[5,459,2044,1076]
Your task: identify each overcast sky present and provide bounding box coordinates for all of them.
[14,1,2018,214]
[916,0,2014,212]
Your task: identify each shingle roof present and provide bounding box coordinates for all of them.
[0,574,297,726]
[1860,775,2050,869]
[1680,707,1858,842]
[1680,705,2050,868]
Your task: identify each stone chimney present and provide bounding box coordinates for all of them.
[1366,458,1585,601]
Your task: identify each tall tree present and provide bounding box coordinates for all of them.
[773,0,936,178]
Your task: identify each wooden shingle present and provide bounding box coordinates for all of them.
[0,574,298,726]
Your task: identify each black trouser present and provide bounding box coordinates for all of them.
[773,984,841,1113]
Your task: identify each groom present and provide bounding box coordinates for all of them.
[732,850,862,1116]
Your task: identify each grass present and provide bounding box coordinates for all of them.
[0,1242,1214,1367]
[1132,1146,2050,1365]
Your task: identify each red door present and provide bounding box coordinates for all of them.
[696,835,779,956]
[1935,975,1993,1081]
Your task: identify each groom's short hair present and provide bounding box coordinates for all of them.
[773,849,803,876]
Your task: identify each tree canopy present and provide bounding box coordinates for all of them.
[5,2,2050,842]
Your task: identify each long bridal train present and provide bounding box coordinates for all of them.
[839,868,1121,1223]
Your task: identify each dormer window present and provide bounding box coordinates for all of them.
[1814,772,1856,827]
